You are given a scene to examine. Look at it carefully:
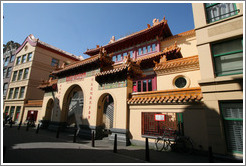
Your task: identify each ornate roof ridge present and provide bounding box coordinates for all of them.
[128,87,203,104]
[154,55,199,71]
[84,17,172,55]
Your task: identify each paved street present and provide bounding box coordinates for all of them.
[3,125,243,164]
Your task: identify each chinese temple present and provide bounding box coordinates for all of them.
[38,16,206,149]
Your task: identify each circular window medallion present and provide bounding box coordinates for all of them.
[174,77,187,88]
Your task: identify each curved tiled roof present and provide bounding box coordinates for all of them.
[154,55,199,71]
[52,54,100,75]
[84,18,172,55]
[38,78,58,90]
[128,87,203,104]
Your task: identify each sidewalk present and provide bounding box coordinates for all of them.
[3,125,243,164]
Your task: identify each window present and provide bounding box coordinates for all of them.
[12,71,18,82]
[112,56,116,62]
[143,47,147,54]
[51,58,59,67]
[138,48,142,55]
[205,3,238,23]
[147,45,151,52]
[4,57,9,66]
[27,53,32,61]
[6,67,12,78]
[133,76,156,92]
[19,87,25,98]
[16,56,21,65]
[22,54,27,63]
[220,101,243,153]
[8,88,14,99]
[129,51,133,58]
[17,69,23,80]
[10,55,15,62]
[3,83,8,95]
[15,106,21,121]
[212,38,243,76]
[3,68,7,78]
[116,54,121,62]
[152,44,156,51]
[23,68,29,79]
[9,106,15,118]
[174,77,187,88]
[123,52,127,59]
[13,88,19,99]
[4,106,10,116]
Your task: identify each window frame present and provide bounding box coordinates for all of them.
[133,75,157,93]
[211,38,243,77]
[17,69,23,80]
[51,58,59,67]
[219,100,243,154]
[13,87,19,99]
[16,56,21,65]
[205,3,238,23]
[3,83,8,95]
[27,52,33,61]
[6,67,12,78]
[23,68,29,80]
[19,87,25,99]
[4,57,9,66]
[12,71,18,82]
[8,88,14,99]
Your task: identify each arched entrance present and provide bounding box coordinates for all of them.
[44,99,54,121]
[61,85,84,129]
[97,93,114,137]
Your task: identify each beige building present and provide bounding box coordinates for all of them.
[38,16,209,153]
[192,3,243,157]
[3,34,80,124]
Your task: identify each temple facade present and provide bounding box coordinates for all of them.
[37,3,243,158]
[38,17,208,150]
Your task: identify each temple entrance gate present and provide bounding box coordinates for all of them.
[61,85,84,129]
[97,93,114,137]
[45,99,54,121]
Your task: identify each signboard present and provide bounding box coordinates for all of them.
[154,114,165,121]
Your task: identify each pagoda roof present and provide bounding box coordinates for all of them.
[154,55,199,71]
[38,78,58,91]
[128,87,203,104]
[95,54,143,84]
[84,17,172,56]
[52,48,114,76]
[15,34,80,61]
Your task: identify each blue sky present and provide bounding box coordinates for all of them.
[3,3,194,59]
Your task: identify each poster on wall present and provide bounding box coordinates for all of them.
[154,114,165,121]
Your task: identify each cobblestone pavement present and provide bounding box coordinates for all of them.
[2,125,243,164]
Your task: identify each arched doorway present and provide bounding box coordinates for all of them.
[44,99,54,121]
[97,93,114,137]
[61,85,84,129]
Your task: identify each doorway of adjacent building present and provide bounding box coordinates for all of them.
[97,94,114,137]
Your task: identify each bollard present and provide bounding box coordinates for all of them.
[73,128,77,143]
[10,122,12,128]
[113,134,117,153]
[26,122,29,131]
[208,146,214,163]
[17,121,22,130]
[36,124,40,134]
[145,138,150,162]
[92,131,95,147]
[56,126,60,138]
